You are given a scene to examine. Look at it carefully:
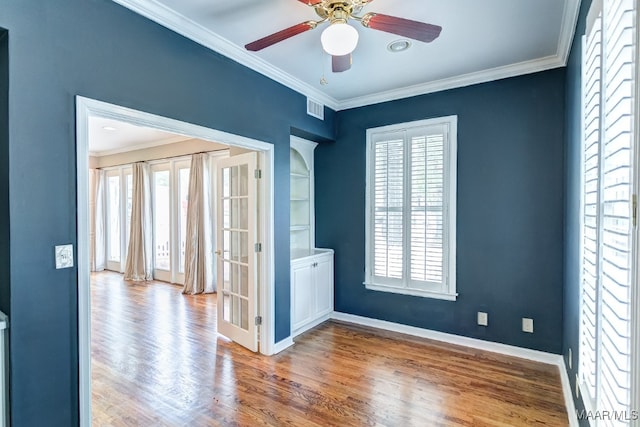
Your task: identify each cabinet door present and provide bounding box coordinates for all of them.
[292,263,314,329]
[314,257,333,316]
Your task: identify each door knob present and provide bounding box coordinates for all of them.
[215,250,222,256]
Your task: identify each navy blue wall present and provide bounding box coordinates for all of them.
[563,0,591,423]
[0,30,9,317]
[316,70,566,353]
[0,2,335,425]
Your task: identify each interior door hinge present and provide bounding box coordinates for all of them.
[255,243,262,253]
[254,169,262,179]
[633,194,637,227]
[255,316,262,326]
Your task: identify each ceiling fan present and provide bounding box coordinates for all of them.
[244,0,442,73]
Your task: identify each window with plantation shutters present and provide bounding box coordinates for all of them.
[580,4,602,405]
[365,116,457,300]
[579,0,637,421]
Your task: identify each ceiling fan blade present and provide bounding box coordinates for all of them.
[297,0,323,5]
[332,54,352,73]
[245,21,317,52]
[362,13,442,43]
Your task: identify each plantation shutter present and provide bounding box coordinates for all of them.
[370,121,453,295]
[580,0,636,420]
[373,133,404,281]
[408,127,446,286]
[599,0,635,418]
[580,4,602,404]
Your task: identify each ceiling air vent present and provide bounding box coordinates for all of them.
[307,98,324,120]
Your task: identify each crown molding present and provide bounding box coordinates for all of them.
[113,0,582,111]
[336,0,582,110]
[112,0,340,110]
[89,135,192,157]
[558,0,582,66]
[336,54,565,110]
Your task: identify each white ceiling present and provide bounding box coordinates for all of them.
[88,117,190,155]
[114,0,580,110]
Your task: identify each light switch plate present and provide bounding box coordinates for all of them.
[55,244,74,269]
[522,317,534,333]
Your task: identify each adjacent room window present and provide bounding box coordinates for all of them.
[178,166,190,274]
[365,116,457,300]
[579,0,636,417]
[125,173,133,249]
[150,159,190,284]
[153,169,171,272]
[106,173,121,263]
[104,167,133,272]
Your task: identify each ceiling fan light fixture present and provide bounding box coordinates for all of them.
[320,22,359,56]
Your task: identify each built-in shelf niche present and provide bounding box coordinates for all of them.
[290,137,317,259]
[289,136,334,337]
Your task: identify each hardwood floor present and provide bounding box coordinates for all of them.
[91,271,568,426]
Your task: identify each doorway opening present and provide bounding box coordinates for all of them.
[76,97,275,426]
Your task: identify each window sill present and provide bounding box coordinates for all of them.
[364,282,458,301]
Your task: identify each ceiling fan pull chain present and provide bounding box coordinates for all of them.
[320,45,329,85]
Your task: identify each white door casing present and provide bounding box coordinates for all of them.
[76,96,276,427]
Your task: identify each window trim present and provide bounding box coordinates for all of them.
[364,115,457,301]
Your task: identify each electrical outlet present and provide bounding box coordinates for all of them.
[477,312,488,326]
[55,244,74,269]
[522,318,534,333]
[568,348,572,370]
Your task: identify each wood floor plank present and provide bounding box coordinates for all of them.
[91,271,569,426]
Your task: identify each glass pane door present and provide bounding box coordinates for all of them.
[151,160,190,284]
[178,167,190,274]
[153,169,171,281]
[217,152,258,352]
[106,173,121,269]
[125,173,133,255]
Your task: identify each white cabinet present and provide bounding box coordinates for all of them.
[291,249,334,337]
[314,256,333,315]
[290,137,334,337]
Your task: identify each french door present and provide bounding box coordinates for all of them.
[151,159,190,284]
[216,152,259,352]
[105,167,132,272]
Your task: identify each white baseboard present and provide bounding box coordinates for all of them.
[330,311,579,426]
[272,337,294,355]
[558,358,579,427]
[331,312,559,363]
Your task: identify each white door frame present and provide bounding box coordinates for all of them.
[75,96,277,427]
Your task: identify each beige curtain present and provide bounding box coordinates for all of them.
[90,169,106,272]
[124,163,153,281]
[183,153,214,294]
